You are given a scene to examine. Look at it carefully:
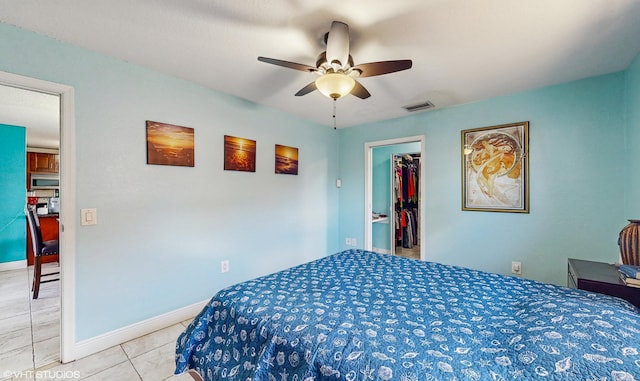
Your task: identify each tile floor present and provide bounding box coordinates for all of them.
[0,264,197,381]
[395,244,420,259]
[0,263,60,378]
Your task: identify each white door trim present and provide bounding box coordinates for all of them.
[0,70,76,363]
[364,135,426,260]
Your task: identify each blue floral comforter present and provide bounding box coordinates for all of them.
[176,250,640,380]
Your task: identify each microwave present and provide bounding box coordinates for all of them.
[30,174,60,190]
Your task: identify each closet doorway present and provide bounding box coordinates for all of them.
[364,135,425,260]
[391,153,420,258]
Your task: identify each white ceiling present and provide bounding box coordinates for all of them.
[1,0,640,135]
[0,85,59,149]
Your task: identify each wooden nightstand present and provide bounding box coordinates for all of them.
[568,258,640,309]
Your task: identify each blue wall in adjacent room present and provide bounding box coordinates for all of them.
[0,124,26,264]
[339,73,626,286]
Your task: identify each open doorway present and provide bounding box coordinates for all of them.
[0,71,76,364]
[364,135,426,260]
[0,85,63,371]
[390,152,421,258]
[0,85,61,369]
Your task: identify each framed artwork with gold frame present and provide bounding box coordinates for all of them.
[461,121,529,213]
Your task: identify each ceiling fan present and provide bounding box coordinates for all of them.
[258,21,413,100]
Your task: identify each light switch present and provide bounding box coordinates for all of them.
[81,208,97,226]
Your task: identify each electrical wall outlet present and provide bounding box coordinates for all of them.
[221,260,230,273]
[511,261,522,275]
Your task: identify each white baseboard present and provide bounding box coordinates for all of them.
[74,299,209,360]
[0,260,27,272]
[372,247,391,255]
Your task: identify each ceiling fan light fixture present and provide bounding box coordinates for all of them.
[258,21,412,101]
[315,73,355,99]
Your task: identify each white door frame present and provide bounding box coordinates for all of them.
[364,135,426,260]
[0,71,76,363]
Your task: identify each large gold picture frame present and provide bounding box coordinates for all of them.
[461,122,529,213]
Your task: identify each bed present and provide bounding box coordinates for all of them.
[175,249,640,380]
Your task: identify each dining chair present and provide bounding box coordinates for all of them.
[26,208,59,299]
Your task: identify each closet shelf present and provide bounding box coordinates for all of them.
[372,216,389,224]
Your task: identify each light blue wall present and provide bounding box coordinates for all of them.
[1,19,637,344]
[339,73,626,286]
[625,52,640,216]
[371,143,420,251]
[0,124,26,263]
[0,23,339,340]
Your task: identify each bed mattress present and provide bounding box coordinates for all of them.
[176,250,640,380]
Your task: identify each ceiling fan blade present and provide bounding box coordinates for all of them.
[352,60,413,78]
[257,57,318,73]
[351,80,371,99]
[326,21,350,67]
[295,82,318,96]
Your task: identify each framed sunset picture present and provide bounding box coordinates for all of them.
[224,135,256,172]
[275,144,299,175]
[146,121,194,167]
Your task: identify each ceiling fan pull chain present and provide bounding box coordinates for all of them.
[333,98,337,130]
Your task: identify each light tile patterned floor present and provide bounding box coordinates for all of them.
[395,244,420,259]
[1,263,60,379]
[0,264,196,381]
[29,322,195,381]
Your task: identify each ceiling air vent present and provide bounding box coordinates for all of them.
[403,101,435,112]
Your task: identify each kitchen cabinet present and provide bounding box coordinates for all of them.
[26,214,59,266]
[27,152,59,173]
[27,151,59,190]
